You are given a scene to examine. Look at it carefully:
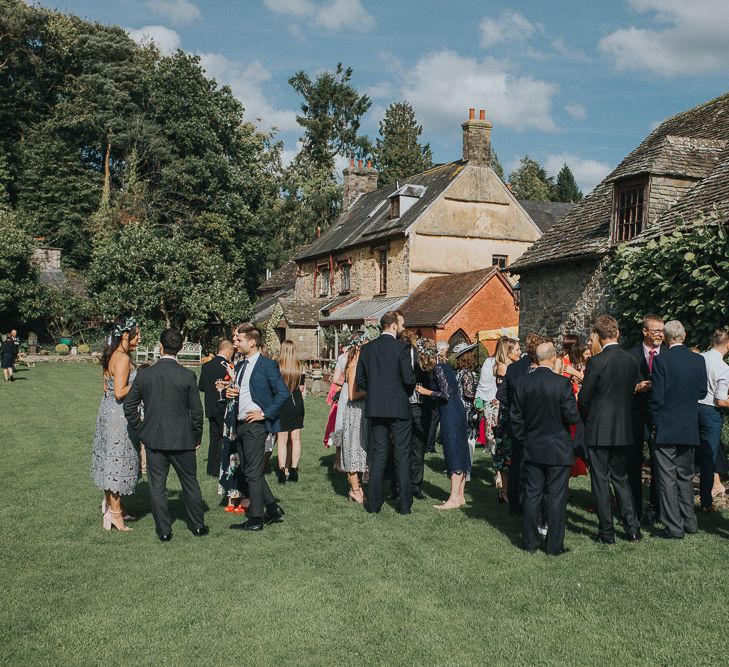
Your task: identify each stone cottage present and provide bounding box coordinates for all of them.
[508,92,729,338]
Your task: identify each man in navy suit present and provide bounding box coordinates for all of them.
[649,320,707,539]
[226,323,289,531]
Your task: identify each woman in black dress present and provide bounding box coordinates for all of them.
[2,332,16,382]
[276,340,306,484]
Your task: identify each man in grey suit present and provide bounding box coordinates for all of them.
[124,328,207,542]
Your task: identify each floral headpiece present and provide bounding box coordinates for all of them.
[112,317,137,338]
[350,331,370,347]
[415,338,436,356]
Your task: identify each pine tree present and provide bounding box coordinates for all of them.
[374,102,432,187]
[508,155,553,202]
[490,147,504,181]
[553,163,583,202]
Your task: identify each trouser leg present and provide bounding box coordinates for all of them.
[545,465,571,554]
[237,422,271,520]
[608,448,639,533]
[698,406,722,509]
[521,462,544,551]
[206,416,224,477]
[676,444,698,533]
[410,403,429,493]
[654,445,682,537]
[169,449,205,530]
[588,447,614,539]
[366,418,390,513]
[146,448,172,536]
[390,417,414,514]
[508,438,524,512]
[626,422,645,517]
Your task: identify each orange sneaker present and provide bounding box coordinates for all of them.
[224,504,236,513]
[233,504,247,514]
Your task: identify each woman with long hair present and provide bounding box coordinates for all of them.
[336,333,369,503]
[492,336,521,504]
[415,340,471,510]
[275,340,306,484]
[561,333,588,477]
[91,316,141,532]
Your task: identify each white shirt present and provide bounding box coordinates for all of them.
[476,357,497,402]
[642,343,661,365]
[699,348,729,407]
[237,352,263,419]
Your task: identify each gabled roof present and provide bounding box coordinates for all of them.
[319,295,409,326]
[252,288,290,325]
[518,201,576,233]
[400,267,509,328]
[296,161,466,261]
[510,91,729,272]
[280,298,321,327]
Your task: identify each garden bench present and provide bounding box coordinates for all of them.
[176,342,202,363]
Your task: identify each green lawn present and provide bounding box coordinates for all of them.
[2,364,728,666]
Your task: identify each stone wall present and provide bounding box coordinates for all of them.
[518,257,611,340]
[648,175,699,225]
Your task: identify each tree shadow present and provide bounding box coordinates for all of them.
[319,450,350,498]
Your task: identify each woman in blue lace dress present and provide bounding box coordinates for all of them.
[91,317,141,532]
[415,340,471,510]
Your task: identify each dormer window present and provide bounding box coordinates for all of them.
[389,197,400,220]
[613,178,648,242]
[388,184,426,221]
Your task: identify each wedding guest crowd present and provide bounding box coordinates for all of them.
[88,309,728,555]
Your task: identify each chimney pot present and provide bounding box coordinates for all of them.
[461,108,492,166]
[468,108,475,120]
[357,159,363,169]
[349,157,355,168]
[479,109,486,121]
[366,159,372,169]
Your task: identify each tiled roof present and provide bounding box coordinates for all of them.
[632,152,729,241]
[319,295,408,325]
[252,288,289,324]
[510,91,729,272]
[296,161,466,261]
[280,298,321,327]
[518,201,576,233]
[399,267,505,327]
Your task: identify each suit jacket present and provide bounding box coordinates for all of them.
[579,344,640,448]
[232,354,290,433]
[649,345,708,446]
[510,367,579,466]
[627,343,668,422]
[495,354,531,406]
[123,358,203,451]
[355,334,416,420]
[198,355,231,420]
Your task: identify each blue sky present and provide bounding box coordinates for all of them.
[37,0,729,191]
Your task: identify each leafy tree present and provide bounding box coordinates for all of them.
[508,155,553,202]
[0,210,47,331]
[374,102,432,187]
[608,219,728,346]
[553,163,583,202]
[490,147,505,181]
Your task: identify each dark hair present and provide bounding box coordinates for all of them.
[380,311,399,329]
[456,350,476,370]
[236,322,263,349]
[526,333,550,362]
[161,328,183,355]
[594,314,619,340]
[101,316,139,372]
[562,333,582,368]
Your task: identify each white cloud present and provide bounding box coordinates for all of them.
[146,0,200,25]
[480,10,536,48]
[198,52,298,132]
[544,153,613,193]
[565,102,586,120]
[263,0,375,31]
[288,24,306,42]
[127,25,181,53]
[599,0,729,76]
[402,50,558,133]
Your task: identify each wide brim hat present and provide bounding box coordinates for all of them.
[452,342,478,357]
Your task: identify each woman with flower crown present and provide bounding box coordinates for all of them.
[90,316,142,532]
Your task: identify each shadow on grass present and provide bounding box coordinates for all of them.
[124,479,211,531]
[319,451,350,498]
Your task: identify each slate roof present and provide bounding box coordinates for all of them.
[252,289,289,325]
[296,161,466,261]
[399,267,507,328]
[319,295,408,326]
[280,298,321,327]
[510,91,729,272]
[518,201,575,233]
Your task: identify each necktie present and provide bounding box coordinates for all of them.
[236,358,249,387]
[648,349,656,373]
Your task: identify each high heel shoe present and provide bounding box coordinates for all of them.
[102,498,108,515]
[109,510,132,532]
[103,508,112,531]
[347,488,365,504]
[497,490,509,505]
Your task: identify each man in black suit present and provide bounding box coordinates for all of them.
[356,310,416,514]
[579,315,641,543]
[649,320,708,539]
[511,342,579,555]
[406,337,432,500]
[226,323,288,531]
[495,332,542,514]
[198,339,235,477]
[124,328,207,542]
[626,314,667,524]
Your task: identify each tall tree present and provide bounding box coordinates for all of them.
[490,147,505,181]
[508,155,553,202]
[553,163,583,202]
[374,102,432,187]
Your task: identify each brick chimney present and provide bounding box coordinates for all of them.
[342,157,379,211]
[461,108,492,167]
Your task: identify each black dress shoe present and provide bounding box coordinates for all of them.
[595,535,615,545]
[159,532,172,542]
[276,468,287,485]
[522,546,538,554]
[656,530,684,539]
[626,530,641,542]
[230,519,263,531]
[288,468,299,482]
[264,504,285,524]
[641,512,658,526]
[413,490,426,500]
[192,525,209,537]
[547,547,570,556]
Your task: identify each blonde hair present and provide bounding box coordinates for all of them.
[278,340,303,393]
[493,336,518,376]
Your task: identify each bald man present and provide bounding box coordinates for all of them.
[199,340,235,477]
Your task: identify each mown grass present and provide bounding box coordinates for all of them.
[2,363,728,666]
